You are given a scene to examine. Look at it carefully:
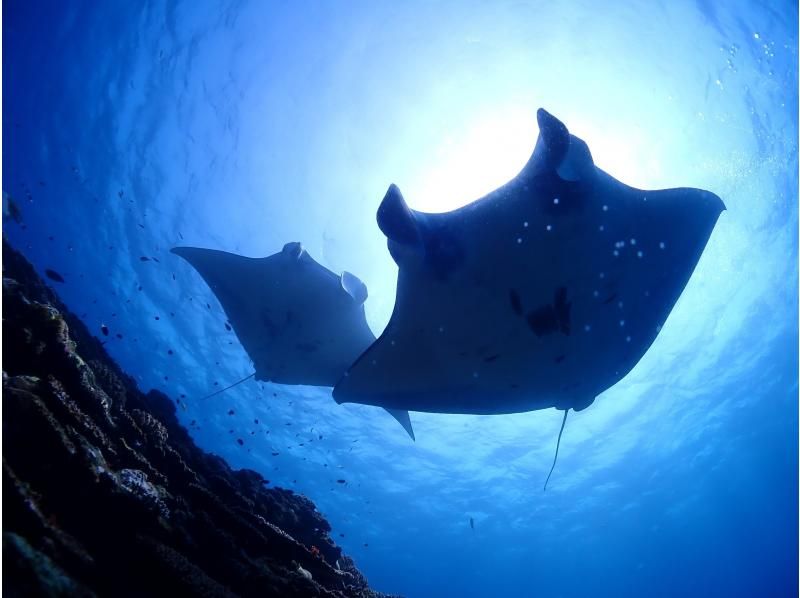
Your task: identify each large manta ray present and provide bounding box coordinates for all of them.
[173,109,724,483]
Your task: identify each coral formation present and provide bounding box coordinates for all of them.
[2,240,398,597]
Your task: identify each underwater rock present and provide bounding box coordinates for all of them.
[2,239,400,598]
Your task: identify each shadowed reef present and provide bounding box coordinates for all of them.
[2,239,400,598]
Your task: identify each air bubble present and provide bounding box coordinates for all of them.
[523,221,529,228]
[546,225,552,231]
[584,324,592,332]
[618,301,624,309]
[599,225,605,231]
[602,205,608,211]
[553,197,560,205]
[637,251,643,258]
[659,241,666,249]
[630,238,636,245]
[613,250,619,257]
[516,237,523,244]
[626,336,631,343]
[619,320,625,327]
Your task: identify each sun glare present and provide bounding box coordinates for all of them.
[408,107,537,213]
[407,107,664,215]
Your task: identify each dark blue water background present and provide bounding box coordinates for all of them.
[4,2,798,596]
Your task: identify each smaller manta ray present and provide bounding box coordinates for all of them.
[173,108,724,487]
[171,243,415,440]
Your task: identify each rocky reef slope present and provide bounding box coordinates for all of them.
[2,240,397,597]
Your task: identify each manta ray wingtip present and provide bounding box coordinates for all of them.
[385,408,416,441]
[708,190,726,213]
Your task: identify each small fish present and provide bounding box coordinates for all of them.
[44,269,65,283]
[100,325,109,336]
[336,479,346,484]
[228,409,235,415]
[3,191,23,224]
[139,256,151,262]
[236,438,244,446]
[470,517,475,531]
[224,322,232,331]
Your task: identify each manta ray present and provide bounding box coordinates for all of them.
[173,108,724,486]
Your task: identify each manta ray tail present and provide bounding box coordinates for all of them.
[199,372,256,400]
[543,409,569,491]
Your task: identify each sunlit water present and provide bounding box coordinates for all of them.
[4,2,797,596]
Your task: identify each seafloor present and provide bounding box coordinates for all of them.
[2,239,399,597]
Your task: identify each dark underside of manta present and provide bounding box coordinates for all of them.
[173,108,724,444]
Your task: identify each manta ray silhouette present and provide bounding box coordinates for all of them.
[173,108,724,486]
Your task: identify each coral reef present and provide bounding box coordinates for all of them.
[2,240,398,597]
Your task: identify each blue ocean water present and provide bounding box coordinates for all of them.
[3,1,797,596]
